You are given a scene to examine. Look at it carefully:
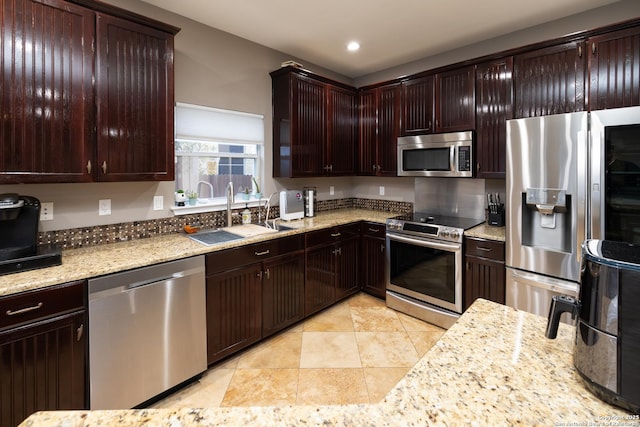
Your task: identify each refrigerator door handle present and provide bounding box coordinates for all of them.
[509,269,579,295]
[577,129,588,262]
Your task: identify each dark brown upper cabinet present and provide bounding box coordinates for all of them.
[402,75,435,135]
[475,57,514,179]
[271,67,356,178]
[0,0,95,183]
[435,66,476,133]
[95,14,176,181]
[0,0,179,184]
[358,82,402,176]
[514,41,586,118]
[588,26,640,111]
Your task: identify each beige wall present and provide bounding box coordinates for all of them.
[1,0,638,231]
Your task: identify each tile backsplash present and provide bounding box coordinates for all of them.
[39,198,412,250]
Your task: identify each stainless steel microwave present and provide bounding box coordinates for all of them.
[397,131,474,177]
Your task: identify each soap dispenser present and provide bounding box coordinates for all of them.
[242,204,251,224]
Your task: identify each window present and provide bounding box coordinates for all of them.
[173,103,264,211]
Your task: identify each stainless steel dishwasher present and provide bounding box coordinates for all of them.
[88,255,206,410]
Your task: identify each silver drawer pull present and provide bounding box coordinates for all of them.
[331,232,341,237]
[6,302,43,316]
[476,246,492,252]
[368,228,379,232]
[255,250,270,256]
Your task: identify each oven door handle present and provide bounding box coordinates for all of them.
[386,232,460,252]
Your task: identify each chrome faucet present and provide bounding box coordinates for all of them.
[263,191,279,229]
[197,181,214,200]
[225,182,234,227]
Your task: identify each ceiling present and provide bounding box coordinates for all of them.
[140,0,621,78]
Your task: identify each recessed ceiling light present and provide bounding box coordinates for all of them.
[347,41,360,52]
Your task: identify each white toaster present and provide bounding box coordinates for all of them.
[279,190,304,221]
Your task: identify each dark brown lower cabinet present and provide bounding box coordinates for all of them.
[360,222,387,299]
[305,223,360,317]
[205,235,305,365]
[0,281,86,427]
[463,237,506,310]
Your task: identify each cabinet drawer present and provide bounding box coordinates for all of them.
[0,280,85,331]
[465,238,504,261]
[206,234,304,275]
[360,221,385,238]
[306,223,360,248]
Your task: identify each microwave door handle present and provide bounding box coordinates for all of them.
[450,146,456,172]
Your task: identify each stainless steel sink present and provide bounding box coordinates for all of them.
[187,229,244,246]
[256,222,295,232]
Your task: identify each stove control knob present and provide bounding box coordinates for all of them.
[440,229,449,237]
[450,231,460,240]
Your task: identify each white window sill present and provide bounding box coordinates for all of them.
[170,196,265,216]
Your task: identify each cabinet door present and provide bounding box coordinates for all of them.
[262,251,305,338]
[206,263,262,365]
[402,75,435,135]
[435,66,476,132]
[95,13,175,181]
[290,74,326,177]
[514,41,586,118]
[335,236,359,301]
[327,85,357,175]
[377,83,402,176]
[360,233,386,299]
[305,244,336,317]
[588,27,640,111]
[0,311,86,426]
[0,0,94,183]
[358,88,378,176]
[475,57,513,179]
[464,255,506,310]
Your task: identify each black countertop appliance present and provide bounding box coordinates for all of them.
[546,239,640,414]
[0,193,61,275]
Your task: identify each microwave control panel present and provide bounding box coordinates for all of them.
[458,146,471,172]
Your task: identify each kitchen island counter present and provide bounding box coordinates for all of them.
[21,299,630,426]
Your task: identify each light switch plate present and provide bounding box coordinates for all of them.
[40,202,54,221]
[99,199,111,216]
[379,186,385,196]
[329,186,335,196]
[153,196,163,211]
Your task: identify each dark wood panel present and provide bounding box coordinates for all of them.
[206,264,262,364]
[588,27,640,110]
[305,223,360,249]
[262,252,305,338]
[464,238,505,262]
[514,41,586,118]
[305,245,335,317]
[402,75,434,135]
[291,75,326,176]
[0,311,86,427]
[357,89,377,175]
[475,57,513,179]
[0,0,94,183]
[327,85,357,175]
[360,234,386,299]
[377,83,402,176]
[435,67,476,132]
[464,255,506,310]
[95,13,174,181]
[335,236,359,301]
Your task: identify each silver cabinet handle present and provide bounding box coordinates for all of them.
[101,161,107,174]
[264,268,270,280]
[255,250,270,256]
[380,244,385,253]
[331,232,341,238]
[6,302,43,316]
[368,228,379,232]
[476,246,492,252]
[77,324,84,341]
[86,160,92,174]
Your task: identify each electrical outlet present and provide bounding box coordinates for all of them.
[379,186,385,196]
[153,195,163,211]
[40,202,54,221]
[329,186,335,196]
[99,199,111,216]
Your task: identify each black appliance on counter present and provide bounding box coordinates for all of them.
[0,193,61,275]
[546,239,640,414]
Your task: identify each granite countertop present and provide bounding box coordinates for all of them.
[0,209,395,298]
[21,299,630,426]
[466,222,505,242]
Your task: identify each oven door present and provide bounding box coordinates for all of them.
[386,231,463,313]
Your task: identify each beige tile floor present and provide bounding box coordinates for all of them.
[152,292,445,408]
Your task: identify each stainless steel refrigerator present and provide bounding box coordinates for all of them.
[505,106,640,321]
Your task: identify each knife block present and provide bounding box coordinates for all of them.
[488,205,505,227]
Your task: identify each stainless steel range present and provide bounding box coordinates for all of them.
[386,212,484,329]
